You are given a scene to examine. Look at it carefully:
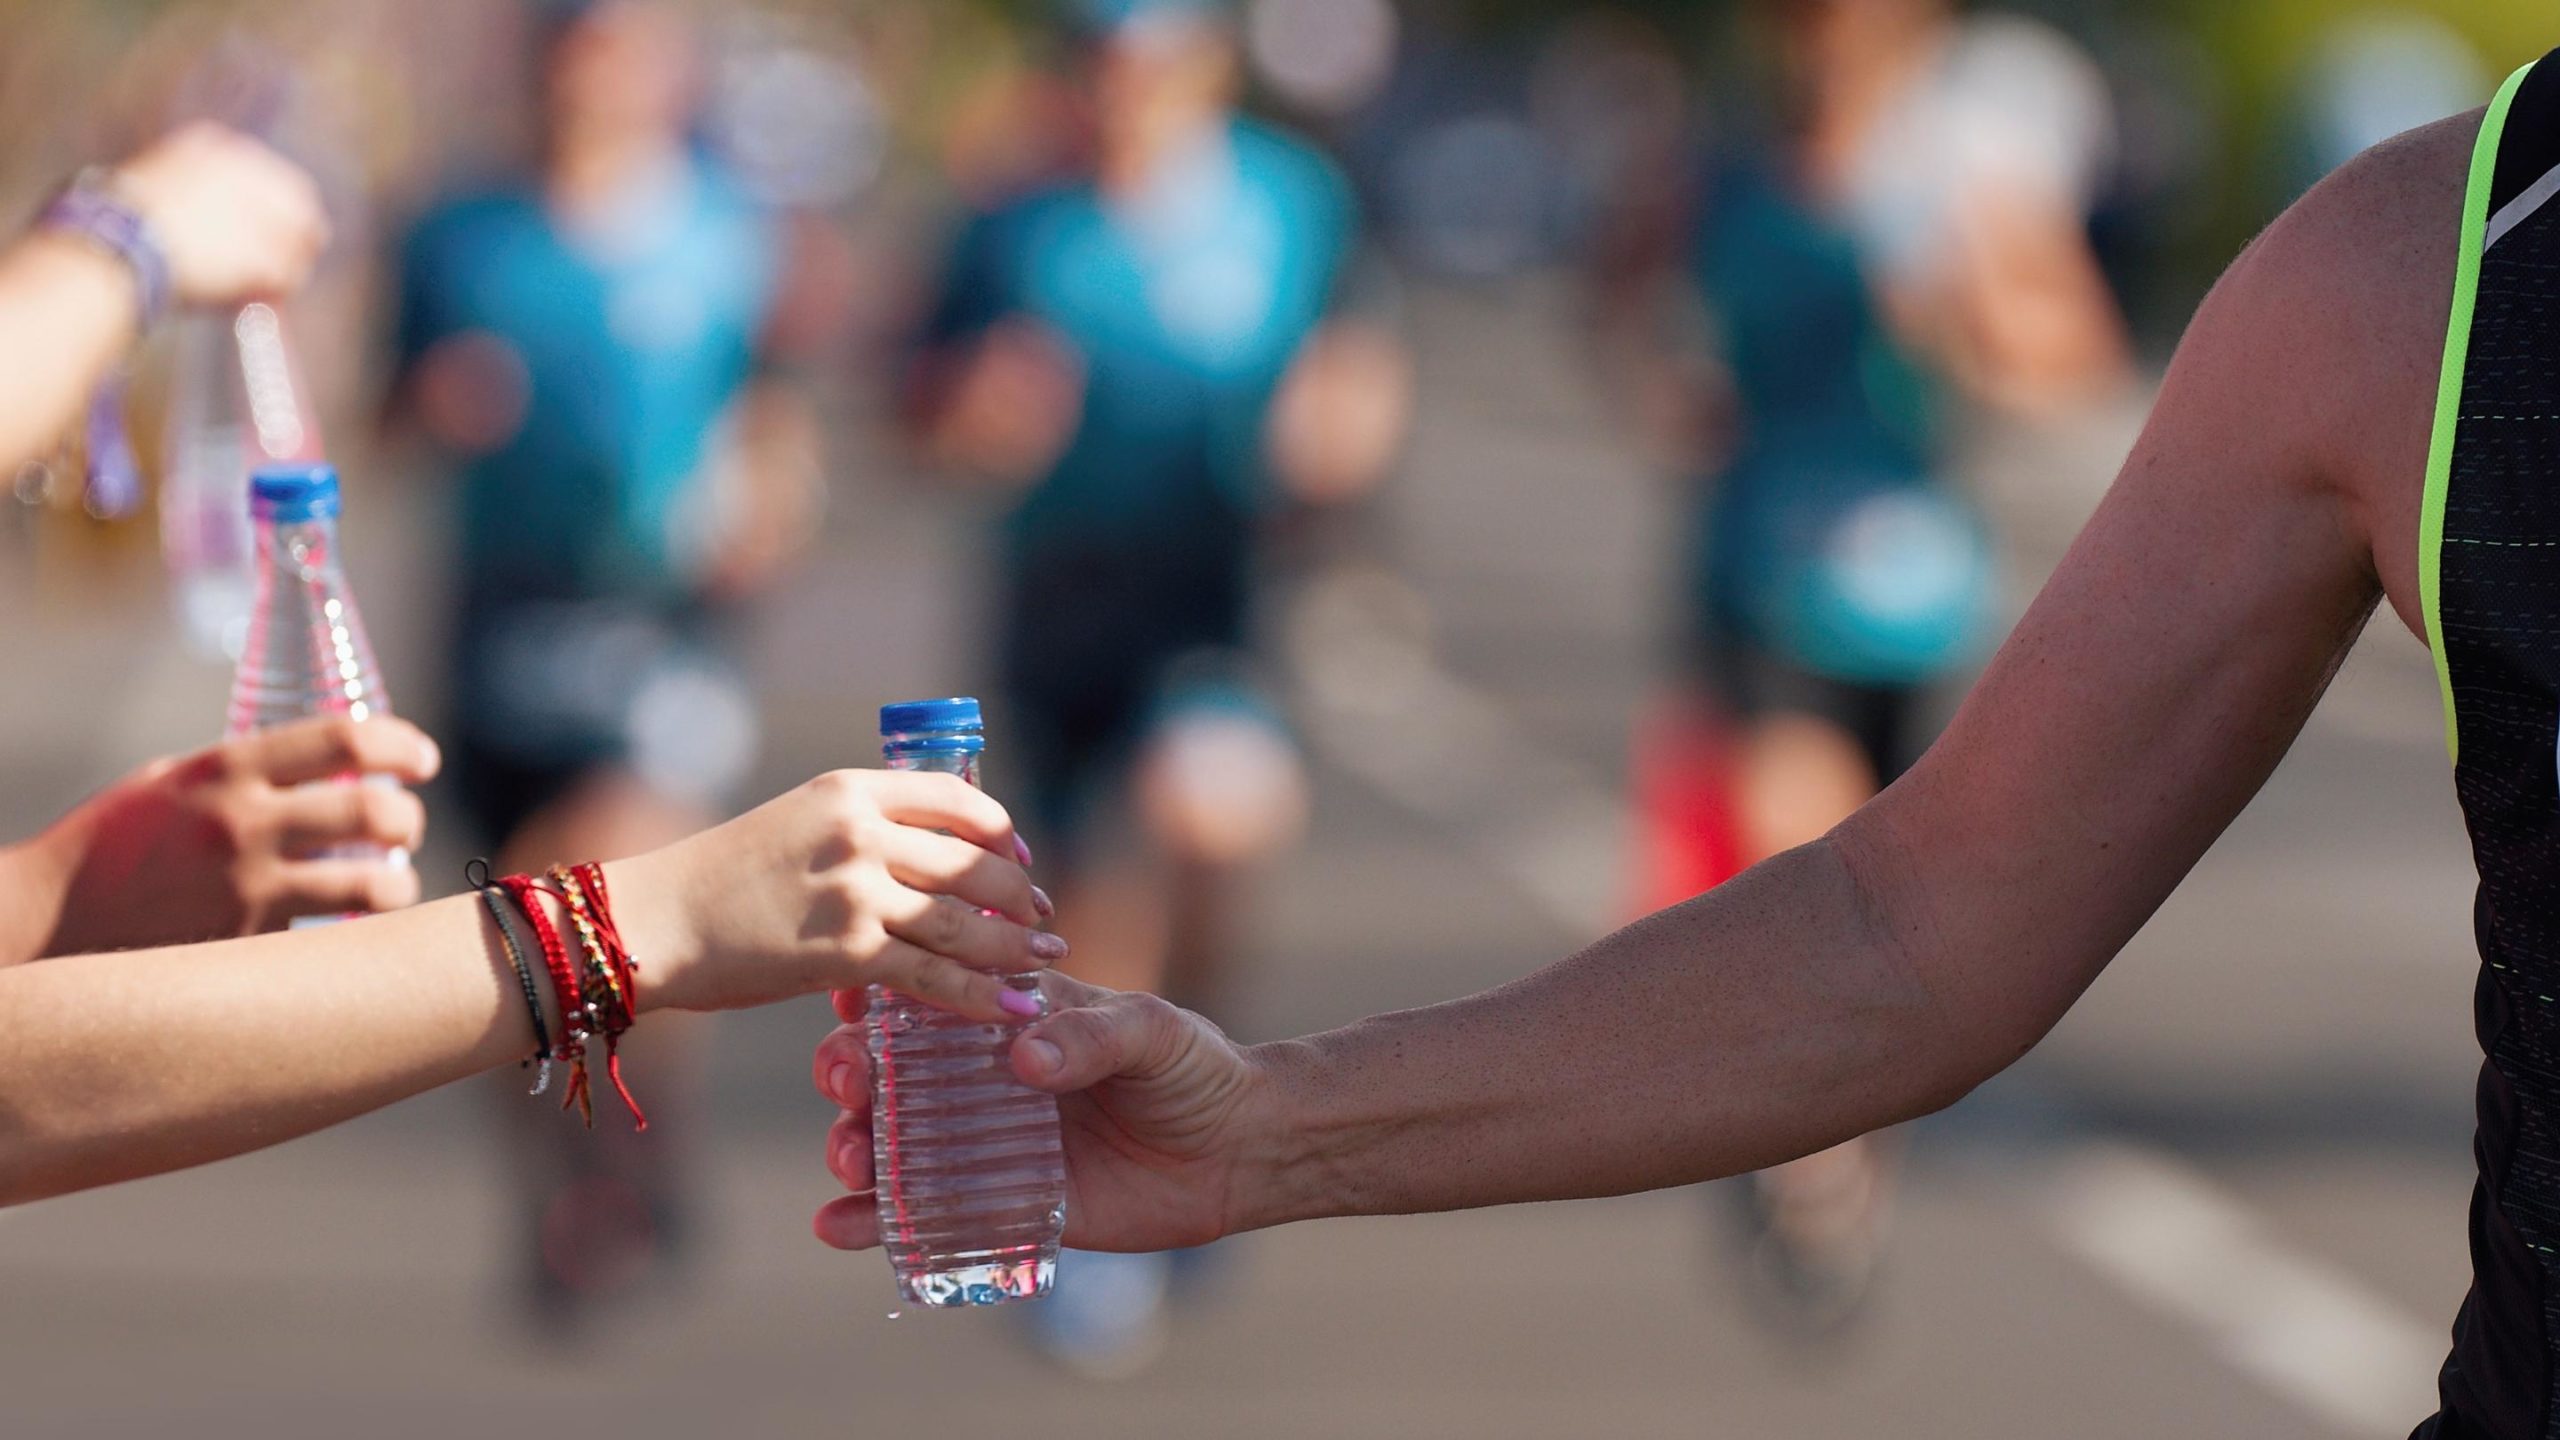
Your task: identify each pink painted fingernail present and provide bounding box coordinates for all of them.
[1031,885,1055,919]
[827,1062,855,1102]
[1030,931,1070,962]
[999,986,1044,1018]
[1014,834,1035,867]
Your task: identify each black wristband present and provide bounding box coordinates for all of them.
[471,861,554,1095]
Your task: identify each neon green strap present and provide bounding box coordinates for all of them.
[2423,63,2533,768]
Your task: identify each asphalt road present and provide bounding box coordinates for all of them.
[0,276,2483,1438]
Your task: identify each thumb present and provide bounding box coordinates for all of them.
[1010,991,1180,1093]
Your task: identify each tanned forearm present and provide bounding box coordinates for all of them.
[1225,115,2456,1233]
[1240,833,1977,1229]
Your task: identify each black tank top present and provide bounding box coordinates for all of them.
[2422,48,2560,1440]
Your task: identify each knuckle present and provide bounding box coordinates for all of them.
[205,740,254,785]
[213,793,267,854]
[1120,994,1182,1063]
[847,813,896,859]
[375,788,425,843]
[319,715,365,768]
[923,899,970,950]
[1124,992,1180,1034]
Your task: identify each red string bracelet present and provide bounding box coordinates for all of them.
[571,862,643,1095]
[570,861,640,987]
[499,872,593,1127]
[552,864,645,1131]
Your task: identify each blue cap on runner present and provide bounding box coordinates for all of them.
[250,462,341,524]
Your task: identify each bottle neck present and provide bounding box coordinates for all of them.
[881,737,984,786]
[256,515,343,578]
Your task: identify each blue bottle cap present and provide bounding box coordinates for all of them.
[250,462,341,523]
[879,696,982,737]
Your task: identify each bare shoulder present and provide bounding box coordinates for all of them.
[2175,109,2480,636]
[2274,110,2476,272]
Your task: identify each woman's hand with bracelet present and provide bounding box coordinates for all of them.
[108,122,328,307]
[608,769,1063,1021]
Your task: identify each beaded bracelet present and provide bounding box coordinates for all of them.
[467,860,552,1096]
[570,861,640,990]
[34,171,170,520]
[36,172,170,325]
[551,863,646,1131]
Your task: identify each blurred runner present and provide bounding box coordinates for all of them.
[386,0,821,1333]
[1596,0,2129,1336]
[902,0,1408,1377]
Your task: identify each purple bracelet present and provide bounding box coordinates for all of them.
[37,174,171,325]
[35,174,172,519]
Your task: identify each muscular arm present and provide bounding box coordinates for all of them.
[1235,118,2464,1228]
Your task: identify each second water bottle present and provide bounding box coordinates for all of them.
[226,463,407,890]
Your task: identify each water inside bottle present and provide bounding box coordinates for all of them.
[868,984,1067,1306]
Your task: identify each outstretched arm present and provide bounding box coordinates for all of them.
[1,770,1059,1207]
[1238,116,2451,1225]
[809,114,2467,1250]
[0,124,326,474]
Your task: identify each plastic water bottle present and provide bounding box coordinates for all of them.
[869,697,1067,1307]
[161,312,256,660]
[163,304,324,662]
[226,463,407,902]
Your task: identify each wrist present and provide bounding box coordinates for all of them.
[34,172,170,329]
[13,231,142,339]
[602,849,701,1017]
[1229,1036,1358,1233]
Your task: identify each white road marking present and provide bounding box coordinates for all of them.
[1285,582,2446,1437]
[2043,1142,2443,1438]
